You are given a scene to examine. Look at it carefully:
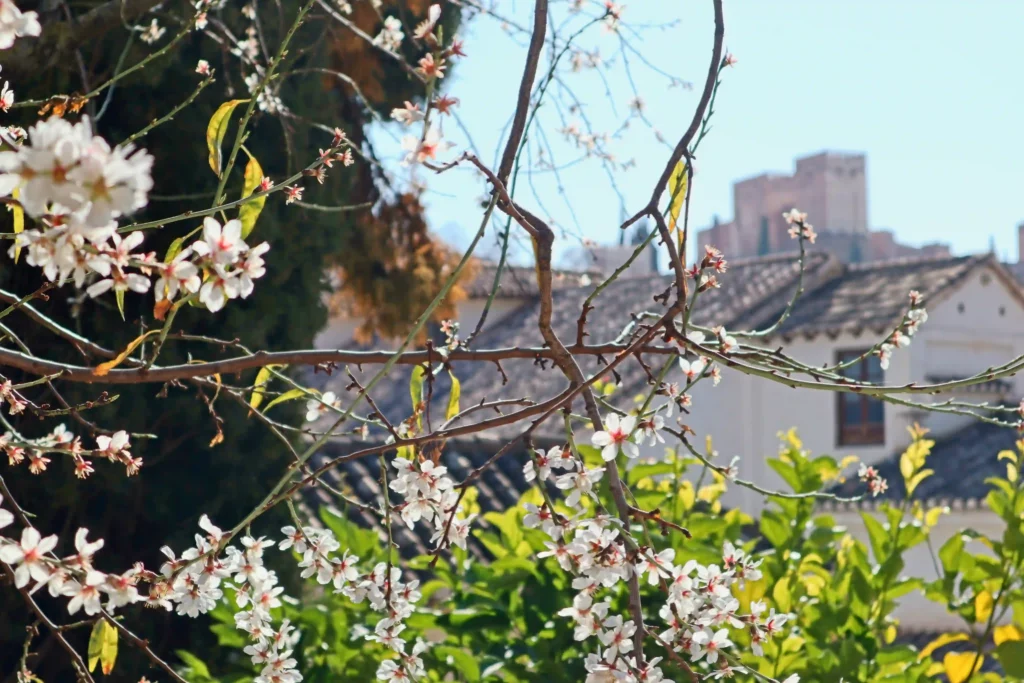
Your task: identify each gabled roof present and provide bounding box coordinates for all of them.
[749,254,1015,340]
[826,419,1020,509]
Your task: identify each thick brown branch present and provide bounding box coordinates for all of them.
[496,0,548,184]
[0,343,678,384]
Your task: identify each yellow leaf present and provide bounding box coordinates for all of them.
[999,449,1018,464]
[446,371,461,420]
[262,388,307,412]
[206,99,249,176]
[250,365,284,411]
[919,633,969,660]
[976,590,994,623]
[885,624,898,644]
[11,187,23,263]
[995,624,1024,646]
[944,652,982,683]
[1009,462,1019,483]
[924,506,948,528]
[678,480,695,510]
[906,468,934,496]
[666,160,688,236]
[87,619,118,673]
[93,331,159,376]
[238,151,267,238]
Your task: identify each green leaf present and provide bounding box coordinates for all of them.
[206,99,248,176]
[175,650,212,678]
[861,512,889,560]
[484,509,524,550]
[115,289,125,320]
[434,646,482,681]
[759,510,791,548]
[773,577,792,612]
[238,151,267,238]
[939,533,965,574]
[250,365,283,410]
[263,388,307,412]
[997,641,1024,677]
[87,620,118,674]
[446,370,461,420]
[164,236,187,263]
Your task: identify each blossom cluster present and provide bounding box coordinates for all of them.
[386,5,466,167]
[0,420,138,478]
[858,463,889,497]
[279,523,429,682]
[0,111,273,313]
[524,477,795,681]
[782,208,817,244]
[875,290,928,370]
[389,456,473,550]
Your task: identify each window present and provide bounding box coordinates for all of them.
[836,350,885,446]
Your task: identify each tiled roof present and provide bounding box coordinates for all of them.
[465,261,601,298]
[827,419,1020,508]
[750,254,993,340]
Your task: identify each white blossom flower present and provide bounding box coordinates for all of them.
[679,357,706,382]
[140,18,166,44]
[64,570,107,615]
[0,526,58,588]
[690,628,732,664]
[591,413,639,461]
[0,0,40,50]
[0,494,12,530]
[373,16,404,52]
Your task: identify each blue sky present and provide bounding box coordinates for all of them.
[380,1,1024,267]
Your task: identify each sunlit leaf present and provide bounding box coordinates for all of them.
[238,151,267,238]
[250,364,284,411]
[11,187,23,263]
[446,370,461,420]
[995,624,1024,646]
[944,651,982,683]
[263,388,308,412]
[87,619,118,674]
[976,590,995,623]
[93,330,159,376]
[206,99,248,176]
[666,160,688,238]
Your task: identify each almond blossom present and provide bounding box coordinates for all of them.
[591,413,639,461]
[0,0,40,49]
[0,526,58,588]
